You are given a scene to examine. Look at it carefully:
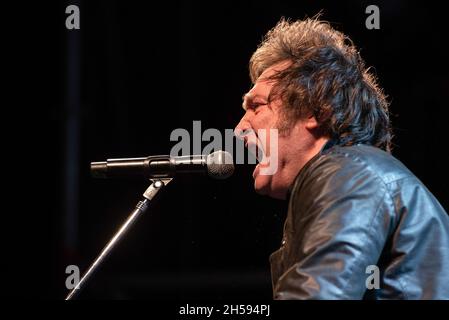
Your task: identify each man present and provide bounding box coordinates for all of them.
[234,18,449,299]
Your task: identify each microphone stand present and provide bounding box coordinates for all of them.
[65,178,173,300]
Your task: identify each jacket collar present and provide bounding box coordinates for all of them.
[285,138,337,201]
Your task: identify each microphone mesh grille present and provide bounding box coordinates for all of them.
[206,151,234,179]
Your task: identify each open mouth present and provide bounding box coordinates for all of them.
[243,138,272,179]
[245,139,265,164]
[235,128,268,166]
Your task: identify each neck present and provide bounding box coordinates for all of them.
[276,135,329,199]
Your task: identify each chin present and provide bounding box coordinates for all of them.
[254,176,286,200]
[254,181,269,196]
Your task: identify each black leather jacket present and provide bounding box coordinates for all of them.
[270,143,449,299]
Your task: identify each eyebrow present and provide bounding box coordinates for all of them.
[242,93,268,111]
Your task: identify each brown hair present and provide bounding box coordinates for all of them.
[250,18,392,151]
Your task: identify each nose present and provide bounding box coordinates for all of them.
[234,114,252,142]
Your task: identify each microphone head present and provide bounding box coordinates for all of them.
[206,151,234,179]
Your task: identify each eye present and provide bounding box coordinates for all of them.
[243,98,267,113]
[253,103,266,114]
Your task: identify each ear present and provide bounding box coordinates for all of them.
[304,115,319,130]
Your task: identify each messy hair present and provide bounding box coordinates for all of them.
[250,18,392,151]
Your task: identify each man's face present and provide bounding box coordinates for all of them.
[234,62,293,199]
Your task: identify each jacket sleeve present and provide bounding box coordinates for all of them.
[274,153,393,299]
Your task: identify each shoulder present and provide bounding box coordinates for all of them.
[301,144,415,187]
[289,144,419,212]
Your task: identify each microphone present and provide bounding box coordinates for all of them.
[91,150,234,180]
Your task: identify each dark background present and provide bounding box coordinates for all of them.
[3,0,448,299]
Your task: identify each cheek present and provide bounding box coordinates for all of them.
[257,118,280,156]
[252,108,275,129]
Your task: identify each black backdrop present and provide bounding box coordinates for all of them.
[3,0,448,299]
